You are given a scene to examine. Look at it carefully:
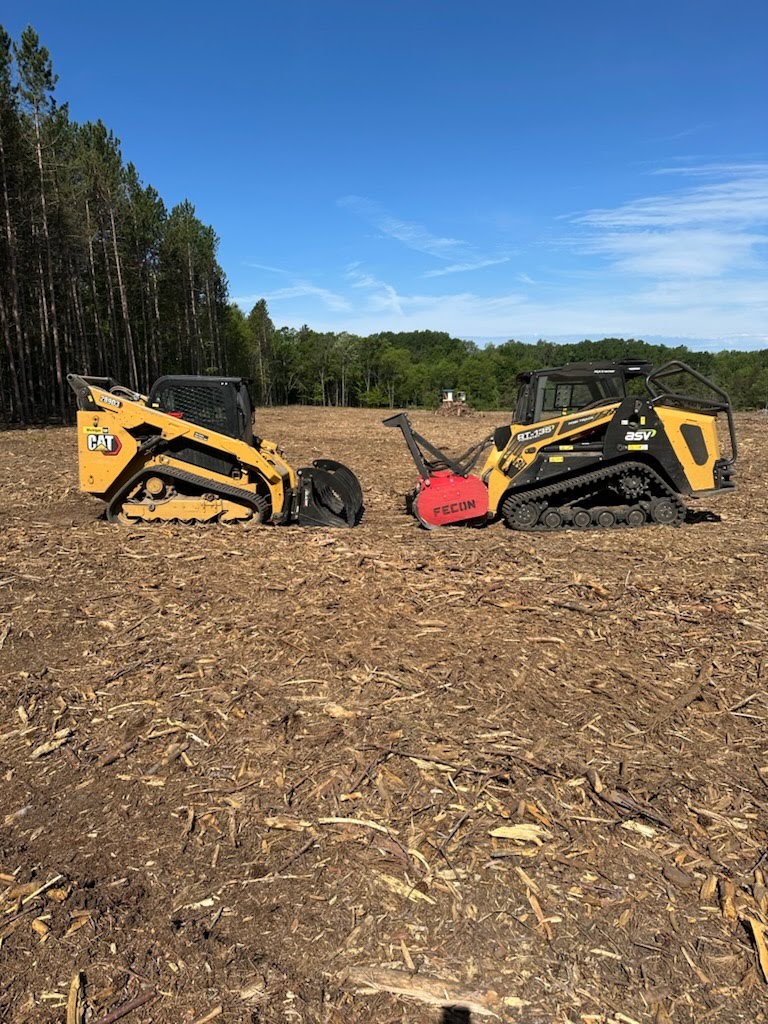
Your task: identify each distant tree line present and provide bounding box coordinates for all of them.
[232,307,768,412]
[1,25,766,425]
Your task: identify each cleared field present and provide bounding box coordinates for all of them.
[0,408,766,1024]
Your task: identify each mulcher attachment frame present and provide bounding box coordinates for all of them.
[296,459,365,528]
[383,413,491,529]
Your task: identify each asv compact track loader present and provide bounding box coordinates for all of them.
[68,374,363,527]
[386,359,737,531]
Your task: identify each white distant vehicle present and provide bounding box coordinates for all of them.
[438,388,470,415]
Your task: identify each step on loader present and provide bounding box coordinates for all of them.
[386,359,737,531]
[69,374,364,527]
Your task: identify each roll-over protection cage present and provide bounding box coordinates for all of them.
[646,361,737,465]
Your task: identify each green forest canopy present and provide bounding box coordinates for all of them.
[0,23,766,424]
[228,310,768,412]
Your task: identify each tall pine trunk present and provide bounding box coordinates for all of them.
[0,125,30,421]
[0,288,23,420]
[109,204,138,387]
[85,199,107,372]
[32,104,65,419]
[186,241,203,371]
[100,222,121,377]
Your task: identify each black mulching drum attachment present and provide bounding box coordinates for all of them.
[296,459,365,527]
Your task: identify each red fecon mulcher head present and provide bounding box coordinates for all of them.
[383,412,492,529]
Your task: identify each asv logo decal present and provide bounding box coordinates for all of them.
[86,430,122,455]
[624,429,656,442]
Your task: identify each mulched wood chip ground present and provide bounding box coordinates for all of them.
[0,408,766,1024]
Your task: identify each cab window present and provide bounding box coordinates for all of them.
[534,375,623,421]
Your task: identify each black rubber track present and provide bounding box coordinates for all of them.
[501,461,686,532]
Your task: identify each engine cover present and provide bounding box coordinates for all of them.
[412,471,489,529]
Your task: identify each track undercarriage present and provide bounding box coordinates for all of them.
[501,461,686,532]
[105,460,362,528]
[107,470,269,525]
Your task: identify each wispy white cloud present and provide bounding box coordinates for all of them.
[423,257,510,278]
[345,263,381,291]
[336,267,531,333]
[242,261,288,273]
[584,229,766,277]
[338,195,464,259]
[650,123,714,143]
[234,281,350,313]
[338,195,508,276]
[572,164,768,281]
[237,165,768,348]
[302,246,768,342]
[345,264,404,315]
[653,162,768,179]
[243,268,767,348]
[576,164,768,231]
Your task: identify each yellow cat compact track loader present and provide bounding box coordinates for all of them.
[68,374,364,527]
[386,359,737,530]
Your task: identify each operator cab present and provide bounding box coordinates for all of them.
[148,376,255,444]
[514,360,652,425]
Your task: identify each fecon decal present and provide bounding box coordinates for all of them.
[85,428,122,455]
[433,499,477,516]
[516,423,556,443]
[624,429,656,442]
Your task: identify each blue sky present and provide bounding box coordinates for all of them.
[6,1,768,349]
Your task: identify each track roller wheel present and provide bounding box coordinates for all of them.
[541,509,562,530]
[626,508,646,527]
[595,509,616,528]
[572,509,591,529]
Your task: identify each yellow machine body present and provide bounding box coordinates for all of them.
[476,358,737,531]
[387,359,736,532]
[481,402,726,516]
[68,374,364,527]
[75,387,294,521]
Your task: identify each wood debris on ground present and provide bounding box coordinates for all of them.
[0,408,766,1022]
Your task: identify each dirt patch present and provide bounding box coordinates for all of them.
[1,408,767,1024]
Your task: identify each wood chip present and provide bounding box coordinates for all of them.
[67,972,85,1024]
[377,872,436,904]
[742,917,768,983]
[489,823,552,844]
[30,729,72,759]
[339,966,510,1017]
